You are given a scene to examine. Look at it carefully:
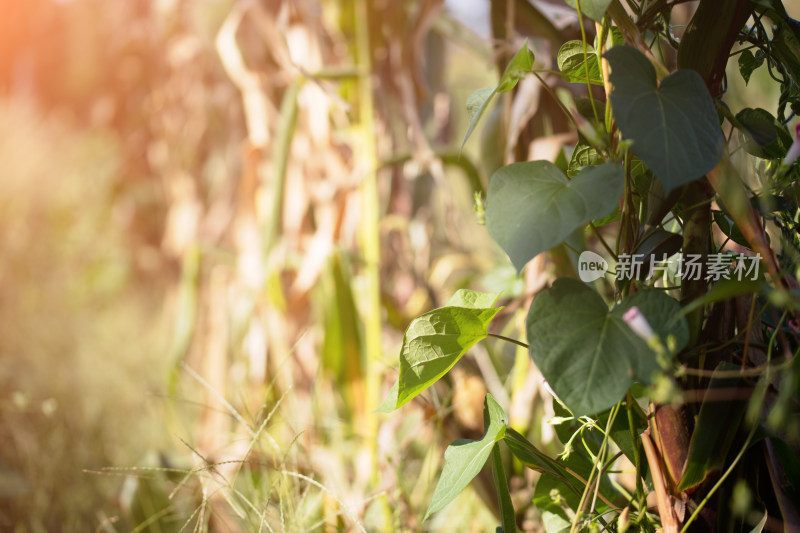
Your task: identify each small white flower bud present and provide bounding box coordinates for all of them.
[622,306,656,344]
[783,123,800,166]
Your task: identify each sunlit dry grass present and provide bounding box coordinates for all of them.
[0,1,547,531]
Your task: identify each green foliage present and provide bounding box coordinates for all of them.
[384,1,800,530]
[461,41,535,151]
[605,46,725,191]
[566,142,602,177]
[527,279,687,415]
[532,473,580,533]
[678,363,748,491]
[491,444,516,533]
[377,290,502,412]
[734,107,793,159]
[425,394,507,519]
[320,251,364,392]
[557,41,603,85]
[738,49,765,85]
[565,0,612,22]
[486,161,623,272]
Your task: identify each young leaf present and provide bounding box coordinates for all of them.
[605,46,724,192]
[391,302,501,410]
[446,289,502,309]
[461,41,535,151]
[491,444,517,533]
[462,86,498,153]
[557,41,603,85]
[496,40,536,92]
[567,142,602,177]
[486,161,623,272]
[738,49,765,85]
[565,0,612,21]
[527,279,688,415]
[376,290,502,412]
[425,395,508,520]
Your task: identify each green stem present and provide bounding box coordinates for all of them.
[487,333,529,349]
[575,0,600,125]
[626,391,645,503]
[570,401,621,533]
[589,222,618,261]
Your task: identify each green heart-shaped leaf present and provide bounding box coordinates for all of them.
[738,49,765,85]
[565,0,612,21]
[486,161,624,272]
[527,279,688,415]
[605,46,724,191]
[425,394,507,519]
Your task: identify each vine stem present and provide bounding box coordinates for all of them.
[574,0,600,125]
[589,222,618,261]
[487,333,529,349]
[530,71,605,156]
[570,401,621,533]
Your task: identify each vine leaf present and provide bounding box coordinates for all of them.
[605,45,724,191]
[735,107,793,159]
[527,279,688,415]
[486,161,623,272]
[374,380,399,413]
[426,394,507,520]
[532,472,581,533]
[565,0,612,21]
[461,40,535,151]
[557,41,603,85]
[376,290,501,412]
[567,142,602,177]
[738,49,765,85]
[445,288,500,309]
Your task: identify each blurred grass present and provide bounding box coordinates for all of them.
[0,58,498,533]
[0,1,539,531]
[0,102,172,530]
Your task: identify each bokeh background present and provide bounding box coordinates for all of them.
[0,0,797,531]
